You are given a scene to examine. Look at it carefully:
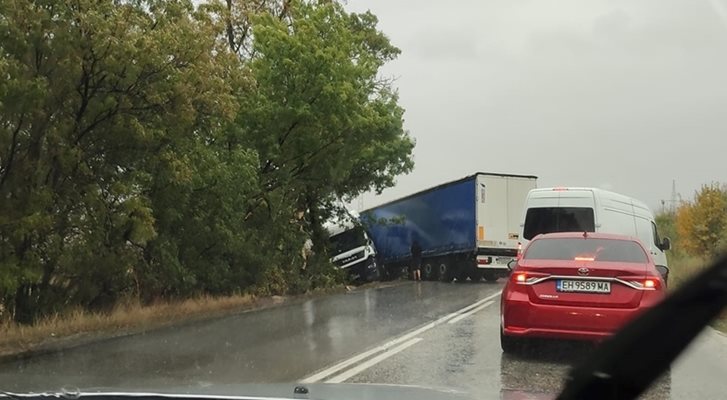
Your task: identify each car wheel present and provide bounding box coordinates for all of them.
[501,329,522,353]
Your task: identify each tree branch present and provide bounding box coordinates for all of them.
[0,113,25,188]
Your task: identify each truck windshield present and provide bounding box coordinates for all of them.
[523,207,595,240]
[329,226,367,255]
[524,238,648,263]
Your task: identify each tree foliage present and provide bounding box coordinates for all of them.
[0,0,413,323]
[674,184,727,257]
[234,1,414,248]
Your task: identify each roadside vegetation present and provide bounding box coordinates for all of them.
[656,183,727,332]
[0,0,414,328]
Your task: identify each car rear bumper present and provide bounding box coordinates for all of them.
[502,300,646,341]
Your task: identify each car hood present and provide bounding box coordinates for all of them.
[7,383,555,400]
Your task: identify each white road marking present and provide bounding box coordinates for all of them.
[447,300,495,324]
[299,289,502,383]
[324,337,424,383]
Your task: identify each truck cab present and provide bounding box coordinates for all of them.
[324,211,379,282]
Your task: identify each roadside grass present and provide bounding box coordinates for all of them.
[0,293,261,358]
[667,254,707,289]
[667,254,727,334]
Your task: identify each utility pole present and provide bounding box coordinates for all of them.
[663,180,682,213]
[660,180,679,214]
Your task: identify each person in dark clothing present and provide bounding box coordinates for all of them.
[410,240,423,281]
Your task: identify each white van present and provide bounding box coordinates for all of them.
[518,187,671,270]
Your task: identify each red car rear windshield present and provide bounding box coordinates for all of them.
[524,238,648,263]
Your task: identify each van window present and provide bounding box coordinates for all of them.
[651,221,661,248]
[523,207,595,240]
[634,217,654,251]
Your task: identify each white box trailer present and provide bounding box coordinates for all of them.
[474,173,538,280]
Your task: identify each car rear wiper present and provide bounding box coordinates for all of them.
[557,253,727,400]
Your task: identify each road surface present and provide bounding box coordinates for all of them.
[1,281,727,399]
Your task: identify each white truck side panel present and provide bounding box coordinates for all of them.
[476,175,537,249]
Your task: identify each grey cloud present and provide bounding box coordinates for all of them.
[405,28,479,60]
[347,0,727,210]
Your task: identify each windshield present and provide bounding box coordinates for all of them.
[2,0,726,399]
[525,238,649,263]
[329,227,368,255]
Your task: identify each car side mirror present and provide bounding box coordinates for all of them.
[660,237,671,251]
[507,259,517,271]
[655,265,669,287]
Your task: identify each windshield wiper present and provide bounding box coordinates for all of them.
[557,253,727,400]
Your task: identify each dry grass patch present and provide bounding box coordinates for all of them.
[0,293,258,358]
[667,255,727,334]
[668,255,708,289]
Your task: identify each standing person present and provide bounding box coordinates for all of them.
[410,239,422,281]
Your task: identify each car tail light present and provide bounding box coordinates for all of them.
[511,271,549,285]
[619,276,662,290]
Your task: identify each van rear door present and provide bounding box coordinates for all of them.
[521,189,597,246]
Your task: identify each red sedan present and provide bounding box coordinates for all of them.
[500,232,666,352]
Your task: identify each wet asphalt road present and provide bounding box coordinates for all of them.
[1,281,727,399]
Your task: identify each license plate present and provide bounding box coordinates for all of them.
[556,280,611,294]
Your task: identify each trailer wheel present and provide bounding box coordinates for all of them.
[469,269,483,282]
[483,271,498,282]
[423,263,435,280]
[438,263,451,282]
[455,266,469,283]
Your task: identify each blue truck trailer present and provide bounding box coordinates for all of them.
[361,172,537,281]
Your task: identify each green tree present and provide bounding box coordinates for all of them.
[234,1,414,249]
[0,0,414,324]
[0,0,242,321]
[675,184,727,257]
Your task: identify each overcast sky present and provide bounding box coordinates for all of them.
[345,0,727,211]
